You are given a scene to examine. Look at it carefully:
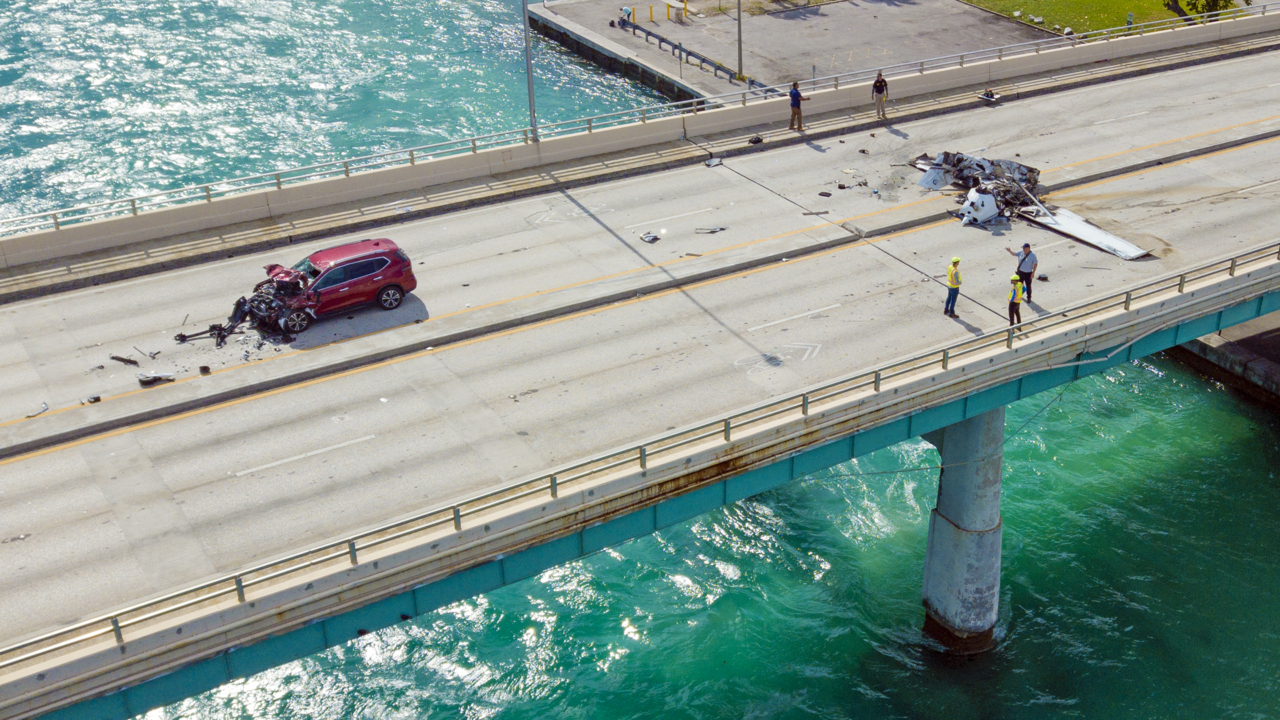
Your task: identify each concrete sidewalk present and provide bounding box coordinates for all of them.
[3,31,1278,307]
[535,0,1051,93]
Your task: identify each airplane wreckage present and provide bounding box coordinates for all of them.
[912,151,1149,261]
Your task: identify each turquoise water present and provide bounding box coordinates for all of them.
[0,0,666,220]
[147,354,1280,719]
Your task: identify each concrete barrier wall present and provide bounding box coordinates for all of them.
[5,13,1279,269]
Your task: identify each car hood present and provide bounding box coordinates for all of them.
[264,264,309,288]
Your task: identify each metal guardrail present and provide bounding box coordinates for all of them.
[616,18,769,89]
[0,2,1275,239]
[2,240,1278,676]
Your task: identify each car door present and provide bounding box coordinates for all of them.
[344,258,390,305]
[311,264,356,316]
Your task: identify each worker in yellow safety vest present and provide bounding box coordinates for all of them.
[943,257,962,318]
[1008,275,1024,326]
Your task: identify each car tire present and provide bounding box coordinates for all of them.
[283,310,311,333]
[377,285,404,310]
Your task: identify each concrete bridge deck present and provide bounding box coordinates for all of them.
[3,47,1280,654]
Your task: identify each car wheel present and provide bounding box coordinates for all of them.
[283,310,311,333]
[377,285,404,310]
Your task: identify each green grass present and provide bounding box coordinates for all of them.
[964,0,1180,33]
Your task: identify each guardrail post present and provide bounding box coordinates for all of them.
[959,54,964,67]
[347,541,358,565]
[639,446,647,469]
[110,617,123,645]
[409,150,416,165]
[471,138,478,153]
[275,173,282,190]
[998,47,1003,60]
[130,199,138,216]
[204,186,212,202]
[523,129,529,144]
[919,61,925,74]
[801,394,810,416]
[874,370,882,391]
[1124,290,1132,310]
[343,161,350,177]
[942,348,950,370]
[235,576,246,603]
[723,419,731,441]
[1006,329,1015,348]
[1177,274,1186,293]
[587,118,593,133]
[453,506,463,531]
[834,77,839,89]
[550,475,558,498]
[52,212,59,230]
[741,92,747,106]
[641,108,647,123]
[1229,258,1237,277]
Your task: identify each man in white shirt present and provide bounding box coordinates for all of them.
[1006,242,1038,302]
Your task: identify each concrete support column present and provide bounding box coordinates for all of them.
[919,406,1004,652]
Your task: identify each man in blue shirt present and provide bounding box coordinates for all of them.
[788,81,810,132]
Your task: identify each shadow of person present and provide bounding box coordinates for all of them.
[885,125,909,139]
[950,313,985,336]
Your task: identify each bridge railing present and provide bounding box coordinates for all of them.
[3,239,1278,677]
[1,1,1276,239]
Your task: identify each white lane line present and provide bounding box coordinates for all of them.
[623,207,714,229]
[235,435,376,477]
[748,303,840,332]
[1119,111,1149,119]
[1237,178,1280,193]
[1269,83,1280,87]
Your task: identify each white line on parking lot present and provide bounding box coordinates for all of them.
[748,304,841,332]
[235,434,376,477]
[623,208,714,229]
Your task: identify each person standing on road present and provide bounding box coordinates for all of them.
[872,71,888,120]
[944,257,962,318]
[1006,242,1038,301]
[789,81,810,131]
[1008,275,1024,326]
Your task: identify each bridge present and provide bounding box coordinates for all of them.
[3,11,1280,719]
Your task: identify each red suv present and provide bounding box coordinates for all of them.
[265,238,418,334]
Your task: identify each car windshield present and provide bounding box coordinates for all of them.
[291,257,322,279]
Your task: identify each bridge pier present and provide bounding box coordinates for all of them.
[920,406,1004,653]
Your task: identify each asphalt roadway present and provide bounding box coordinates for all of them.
[3,51,1280,642]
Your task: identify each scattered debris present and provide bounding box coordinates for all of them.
[705,158,723,167]
[2,534,31,544]
[838,183,848,190]
[85,364,105,374]
[176,264,316,348]
[133,346,161,360]
[1037,274,1049,281]
[199,365,211,375]
[87,396,101,404]
[802,211,830,216]
[841,168,857,174]
[818,191,832,197]
[110,355,139,367]
[869,133,875,137]
[748,135,763,145]
[25,402,49,419]
[181,314,189,326]
[695,227,727,234]
[978,89,1003,102]
[859,149,869,154]
[137,372,176,387]
[910,151,1148,259]
[640,232,660,244]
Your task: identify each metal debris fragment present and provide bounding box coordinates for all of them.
[25,402,49,418]
[694,228,726,234]
[137,372,176,387]
[640,232,660,244]
[110,355,139,367]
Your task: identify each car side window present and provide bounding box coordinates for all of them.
[345,258,389,281]
[313,266,349,290]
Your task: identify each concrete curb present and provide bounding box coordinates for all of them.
[1173,334,1280,403]
[3,33,1279,307]
[4,125,1279,461]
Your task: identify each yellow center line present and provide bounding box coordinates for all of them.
[0,220,954,467]
[5,111,1279,430]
